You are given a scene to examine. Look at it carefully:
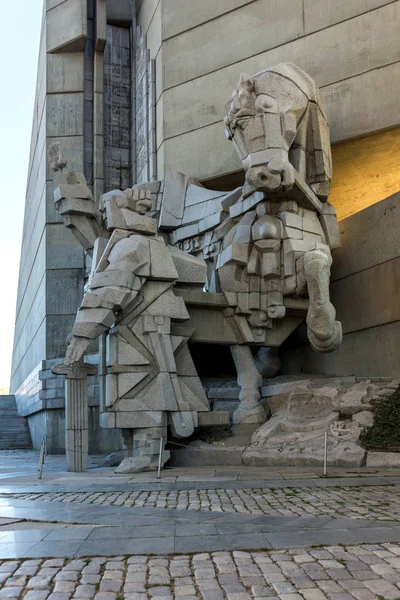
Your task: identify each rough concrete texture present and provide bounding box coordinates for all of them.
[173,377,399,468]
[244,378,399,467]
[367,452,400,468]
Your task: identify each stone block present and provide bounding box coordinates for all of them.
[261,380,310,397]
[12,259,46,371]
[283,238,316,255]
[280,212,303,229]
[169,441,244,467]
[319,212,340,250]
[303,231,322,243]
[332,192,400,281]
[198,211,225,235]
[159,171,187,228]
[90,270,137,289]
[352,411,373,427]
[162,0,251,40]
[147,0,162,58]
[217,243,249,268]
[211,399,239,417]
[95,0,107,51]
[182,197,225,227]
[149,239,179,280]
[75,306,115,328]
[47,0,87,53]
[322,61,400,144]
[282,318,400,380]
[46,136,84,180]
[106,335,150,367]
[121,210,158,235]
[106,0,133,22]
[115,411,167,429]
[99,411,116,428]
[267,393,289,416]
[304,0,394,35]
[47,53,84,93]
[160,3,400,164]
[117,372,148,398]
[49,314,80,363]
[261,252,280,278]
[169,247,206,285]
[162,121,242,182]
[46,94,84,137]
[46,224,85,269]
[338,383,371,416]
[146,289,189,321]
[366,452,400,468]
[184,306,237,344]
[302,210,323,234]
[331,256,400,336]
[208,387,240,400]
[177,376,208,411]
[197,411,230,427]
[162,0,303,89]
[186,184,227,208]
[243,440,365,467]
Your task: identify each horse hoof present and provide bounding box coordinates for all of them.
[308,320,342,353]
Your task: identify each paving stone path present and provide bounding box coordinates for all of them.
[3,544,400,599]
[3,485,400,520]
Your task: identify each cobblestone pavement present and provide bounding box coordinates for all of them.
[4,544,400,599]
[3,485,400,520]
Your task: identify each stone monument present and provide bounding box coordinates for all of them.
[49,63,343,471]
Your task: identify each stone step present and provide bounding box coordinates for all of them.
[169,442,245,467]
[0,394,32,450]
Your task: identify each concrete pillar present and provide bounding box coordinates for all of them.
[52,361,98,471]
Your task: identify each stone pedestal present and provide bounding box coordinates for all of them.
[52,361,98,472]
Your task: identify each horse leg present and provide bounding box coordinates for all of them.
[303,248,342,352]
[254,347,281,378]
[231,345,266,424]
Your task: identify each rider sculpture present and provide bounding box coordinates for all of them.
[49,62,342,472]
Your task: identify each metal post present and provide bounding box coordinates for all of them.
[38,439,45,480]
[157,437,163,480]
[323,432,328,476]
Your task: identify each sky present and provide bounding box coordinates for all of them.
[0,1,43,391]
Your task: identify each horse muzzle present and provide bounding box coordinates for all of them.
[242,154,295,198]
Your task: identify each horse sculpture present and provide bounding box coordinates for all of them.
[49,63,342,472]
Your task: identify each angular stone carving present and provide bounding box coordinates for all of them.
[49,144,211,473]
[243,378,399,467]
[164,63,342,424]
[48,63,343,470]
[51,361,98,472]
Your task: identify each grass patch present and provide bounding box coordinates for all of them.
[360,386,400,451]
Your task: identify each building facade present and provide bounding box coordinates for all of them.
[11,0,400,450]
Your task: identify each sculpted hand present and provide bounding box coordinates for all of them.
[65,336,90,366]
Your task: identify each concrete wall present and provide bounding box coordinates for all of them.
[14,356,121,454]
[330,126,400,221]
[11,1,88,394]
[155,0,400,182]
[282,192,400,378]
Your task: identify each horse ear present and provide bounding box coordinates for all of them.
[238,72,254,91]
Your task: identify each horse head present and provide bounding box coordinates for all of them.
[225,70,295,198]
